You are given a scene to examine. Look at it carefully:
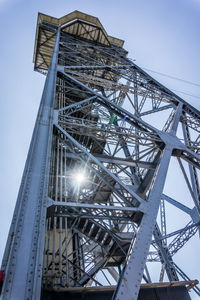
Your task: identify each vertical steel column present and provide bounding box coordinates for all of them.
[113,146,173,300]
[1,27,60,300]
[113,104,182,300]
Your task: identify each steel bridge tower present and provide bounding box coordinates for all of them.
[1,11,200,300]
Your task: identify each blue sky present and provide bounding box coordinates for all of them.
[0,0,199,298]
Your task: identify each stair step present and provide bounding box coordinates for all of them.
[90,225,99,238]
[94,228,102,242]
[96,230,106,243]
[77,218,86,230]
[84,221,93,234]
[103,235,112,246]
[81,219,89,232]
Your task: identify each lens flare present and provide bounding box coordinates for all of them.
[75,172,85,183]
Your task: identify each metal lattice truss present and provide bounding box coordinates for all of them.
[45,24,200,297]
[1,13,199,300]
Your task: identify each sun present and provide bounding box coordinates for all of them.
[75,172,85,183]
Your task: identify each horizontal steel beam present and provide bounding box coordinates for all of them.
[63,65,130,71]
[47,199,146,213]
[64,152,156,169]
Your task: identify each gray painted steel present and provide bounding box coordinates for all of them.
[1,12,200,300]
